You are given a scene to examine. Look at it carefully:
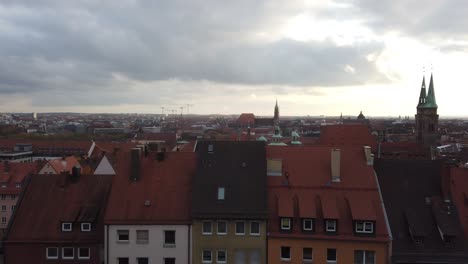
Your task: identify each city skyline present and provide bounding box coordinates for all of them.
[1,1,467,116]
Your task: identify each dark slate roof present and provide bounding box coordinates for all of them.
[375,159,468,264]
[192,141,267,219]
[6,173,112,242]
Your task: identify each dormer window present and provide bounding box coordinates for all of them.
[302,218,315,232]
[81,222,91,232]
[62,222,72,232]
[280,217,291,231]
[355,221,374,234]
[325,220,337,233]
[413,236,424,245]
[208,144,214,153]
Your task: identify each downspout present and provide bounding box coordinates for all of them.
[188,224,191,264]
[374,170,393,263]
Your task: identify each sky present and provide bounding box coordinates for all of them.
[0,0,467,117]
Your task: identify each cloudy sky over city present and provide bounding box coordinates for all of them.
[1,0,467,116]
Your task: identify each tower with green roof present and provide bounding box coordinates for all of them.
[415,74,439,146]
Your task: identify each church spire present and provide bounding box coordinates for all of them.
[425,73,438,108]
[417,76,427,108]
[273,98,279,126]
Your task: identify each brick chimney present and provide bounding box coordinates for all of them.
[130,148,141,181]
[331,149,341,182]
[363,146,374,166]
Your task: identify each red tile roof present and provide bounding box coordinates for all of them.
[0,162,37,193]
[46,156,81,173]
[319,124,377,150]
[104,151,196,225]
[267,145,389,242]
[6,173,112,242]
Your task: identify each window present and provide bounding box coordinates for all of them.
[46,247,59,259]
[202,221,212,235]
[1,217,5,224]
[280,246,291,261]
[1,184,6,188]
[118,257,129,264]
[10,194,16,200]
[235,221,245,235]
[217,221,227,235]
[208,144,214,153]
[164,258,176,264]
[16,183,21,188]
[1,205,6,212]
[280,218,291,231]
[164,230,175,246]
[62,222,72,232]
[136,230,149,244]
[218,187,225,200]
[355,221,374,234]
[11,205,15,212]
[325,220,337,232]
[267,159,282,176]
[354,250,375,264]
[202,250,212,263]
[137,257,149,264]
[303,248,313,262]
[217,250,227,263]
[302,219,314,232]
[0,194,5,200]
[250,221,260,235]
[78,248,90,259]
[327,248,337,263]
[62,247,74,259]
[117,230,129,242]
[81,222,91,232]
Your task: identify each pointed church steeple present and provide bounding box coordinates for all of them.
[273,98,280,126]
[417,76,427,108]
[425,73,438,108]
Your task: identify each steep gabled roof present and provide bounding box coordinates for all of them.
[6,173,112,242]
[104,151,196,224]
[319,124,377,150]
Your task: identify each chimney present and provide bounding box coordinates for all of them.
[71,165,81,182]
[130,148,141,181]
[4,161,10,174]
[331,149,341,182]
[363,146,374,166]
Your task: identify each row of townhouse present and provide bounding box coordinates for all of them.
[4,140,468,263]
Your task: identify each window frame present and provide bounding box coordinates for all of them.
[217,187,225,200]
[202,249,212,263]
[280,246,291,261]
[164,257,176,264]
[325,219,337,233]
[250,221,260,236]
[62,222,72,232]
[217,221,227,235]
[202,221,213,235]
[117,229,130,242]
[326,248,337,263]
[81,222,91,232]
[280,217,291,231]
[355,221,374,234]
[1,205,6,212]
[46,247,59,260]
[136,230,149,244]
[303,247,313,262]
[354,250,376,264]
[78,247,90,260]
[164,230,176,246]
[302,218,314,232]
[217,249,227,263]
[118,257,129,264]
[235,221,245,235]
[62,247,74,260]
[136,257,149,264]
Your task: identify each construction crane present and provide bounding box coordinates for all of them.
[185,104,194,115]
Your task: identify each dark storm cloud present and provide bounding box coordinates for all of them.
[0,0,386,106]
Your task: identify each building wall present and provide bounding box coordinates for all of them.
[192,220,267,264]
[5,243,102,264]
[38,163,56,174]
[0,193,18,230]
[268,238,389,264]
[94,156,116,175]
[106,224,190,264]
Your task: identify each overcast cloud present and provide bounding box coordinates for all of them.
[0,0,467,115]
